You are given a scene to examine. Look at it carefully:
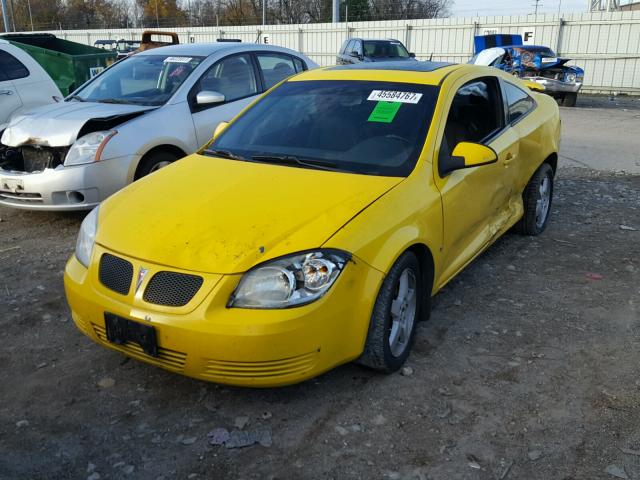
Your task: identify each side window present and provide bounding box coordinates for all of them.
[0,50,29,81]
[503,82,535,123]
[256,53,297,90]
[440,77,503,160]
[195,53,257,104]
[354,41,363,57]
[345,40,355,54]
[292,57,305,73]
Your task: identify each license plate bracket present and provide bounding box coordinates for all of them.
[104,313,158,357]
[0,178,24,193]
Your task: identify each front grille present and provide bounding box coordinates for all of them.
[99,253,133,295]
[143,271,203,307]
[201,351,318,381]
[21,146,68,173]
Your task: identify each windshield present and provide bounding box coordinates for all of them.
[363,41,410,58]
[208,80,438,177]
[72,54,204,106]
[117,41,140,53]
[521,47,556,57]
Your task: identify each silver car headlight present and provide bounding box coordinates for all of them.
[228,250,351,309]
[65,130,117,166]
[75,206,99,267]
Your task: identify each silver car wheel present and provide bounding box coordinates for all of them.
[535,175,551,228]
[149,161,172,173]
[388,268,417,357]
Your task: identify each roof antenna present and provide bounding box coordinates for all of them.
[429,53,433,61]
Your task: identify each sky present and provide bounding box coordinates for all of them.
[450,0,588,16]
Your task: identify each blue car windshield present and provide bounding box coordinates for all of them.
[208,80,438,177]
[72,55,204,106]
[521,46,556,57]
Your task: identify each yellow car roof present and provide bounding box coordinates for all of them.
[290,61,464,85]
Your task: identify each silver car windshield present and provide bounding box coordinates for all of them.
[72,55,204,106]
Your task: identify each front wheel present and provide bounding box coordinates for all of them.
[135,151,179,180]
[514,163,554,236]
[560,93,577,107]
[357,251,423,372]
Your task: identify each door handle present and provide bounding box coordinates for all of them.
[0,90,13,96]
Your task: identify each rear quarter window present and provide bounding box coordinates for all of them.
[503,81,536,124]
[0,50,29,81]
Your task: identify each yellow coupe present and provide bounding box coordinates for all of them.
[64,62,560,387]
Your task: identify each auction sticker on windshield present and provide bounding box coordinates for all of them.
[368,90,422,104]
[164,57,193,63]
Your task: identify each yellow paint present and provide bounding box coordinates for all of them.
[451,142,498,168]
[64,63,561,387]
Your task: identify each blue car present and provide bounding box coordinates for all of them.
[470,34,584,107]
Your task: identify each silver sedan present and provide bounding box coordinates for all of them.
[0,43,316,210]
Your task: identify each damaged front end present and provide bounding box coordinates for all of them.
[0,103,153,210]
[0,140,70,173]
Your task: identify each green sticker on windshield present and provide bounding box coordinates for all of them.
[367,101,402,123]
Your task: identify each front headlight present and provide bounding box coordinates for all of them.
[75,206,99,267]
[565,73,577,83]
[65,130,117,166]
[228,250,351,309]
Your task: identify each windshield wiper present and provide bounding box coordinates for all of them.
[98,98,133,104]
[205,148,249,161]
[251,155,340,172]
[66,95,85,102]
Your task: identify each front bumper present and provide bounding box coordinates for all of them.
[64,246,384,387]
[526,76,582,94]
[0,155,138,211]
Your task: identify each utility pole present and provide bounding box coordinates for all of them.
[533,0,542,14]
[332,0,339,22]
[262,0,266,25]
[1,0,11,32]
[27,0,34,30]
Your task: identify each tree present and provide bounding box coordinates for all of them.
[136,0,187,27]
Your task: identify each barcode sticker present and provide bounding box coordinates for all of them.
[368,90,422,104]
[164,57,193,63]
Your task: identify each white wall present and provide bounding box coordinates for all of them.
[40,10,640,94]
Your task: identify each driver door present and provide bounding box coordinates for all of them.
[190,53,260,146]
[434,76,520,286]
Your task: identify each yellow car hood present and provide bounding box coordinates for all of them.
[97,154,402,274]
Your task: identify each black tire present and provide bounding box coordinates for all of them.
[514,163,554,236]
[560,93,577,107]
[357,251,424,373]
[135,150,179,180]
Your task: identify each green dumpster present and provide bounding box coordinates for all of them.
[1,33,117,96]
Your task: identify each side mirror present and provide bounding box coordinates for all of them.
[440,142,498,176]
[350,50,360,58]
[196,90,225,106]
[409,52,416,58]
[213,121,229,139]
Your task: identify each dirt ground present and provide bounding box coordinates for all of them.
[1,97,640,480]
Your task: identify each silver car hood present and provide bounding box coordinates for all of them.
[0,102,156,147]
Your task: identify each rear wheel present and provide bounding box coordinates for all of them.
[514,163,554,236]
[135,151,179,180]
[357,251,423,372]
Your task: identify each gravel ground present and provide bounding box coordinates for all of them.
[1,97,639,480]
